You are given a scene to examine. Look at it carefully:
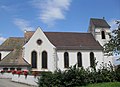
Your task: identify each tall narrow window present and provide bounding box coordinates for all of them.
[31,51,37,68]
[77,52,82,67]
[101,31,105,39]
[64,52,69,68]
[0,53,1,61]
[90,52,95,67]
[42,51,47,69]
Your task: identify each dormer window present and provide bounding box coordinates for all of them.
[101,31,106,39]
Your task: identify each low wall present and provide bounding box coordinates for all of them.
[12,74,38,86]
[0,73,13,79]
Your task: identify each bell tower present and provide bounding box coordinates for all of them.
[88,18,111,46]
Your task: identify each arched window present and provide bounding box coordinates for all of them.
[77,52,82,67]
[0,53,1,61]
[101,31,106,39]
[90,52,95,67]
[42,51,47,69]
[64,52,69,68]
[31,51,37,68]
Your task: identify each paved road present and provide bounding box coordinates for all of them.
[0,79,36,87]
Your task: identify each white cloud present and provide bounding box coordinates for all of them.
[108,19,118,30]
[31,0,72,26]
[0,36,6,45]
[13,18,34,31]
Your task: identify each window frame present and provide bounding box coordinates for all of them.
[31,51,37,68]
[101,30,106,39]
[77,52,82,67]
[64,52,69,68]
[42,51,48,69]
[90,52,95,67]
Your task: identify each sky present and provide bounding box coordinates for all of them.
[0,0,120,44]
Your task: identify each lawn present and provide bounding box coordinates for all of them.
[77,82,120,87]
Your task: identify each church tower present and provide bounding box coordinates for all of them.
[88,18,111,46]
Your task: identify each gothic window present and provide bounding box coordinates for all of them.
[31,51,37,68]
[101,31,106,39]
[64,52,69,68]
[42,51,47,69]
[0,53,1,61]
[77,52,82,67]
[90,52,95,67]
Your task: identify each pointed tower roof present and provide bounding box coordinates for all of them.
[90,18,111,28]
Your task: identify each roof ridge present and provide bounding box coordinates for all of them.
[44,31,90,34]
[9,37,24,38]
[90,18,104,20]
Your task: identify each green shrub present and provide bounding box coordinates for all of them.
[37,63,120,87]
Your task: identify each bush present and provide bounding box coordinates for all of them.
[37,63,120,87]
[115,66,120,82]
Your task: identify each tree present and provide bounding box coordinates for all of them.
[104,21,120,56]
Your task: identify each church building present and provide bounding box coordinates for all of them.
[0,18,113,72]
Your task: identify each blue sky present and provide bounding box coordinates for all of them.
[0,0,120,44]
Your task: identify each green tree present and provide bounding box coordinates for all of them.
[104,21,120,57]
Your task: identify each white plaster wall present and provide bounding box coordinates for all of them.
[0,51,11,60]
[95,28,111,46]
[12,74,38,86]
[0,73,13,79]
[57,50,104,71]
[23,27,56,72]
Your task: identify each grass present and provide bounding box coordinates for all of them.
[77,82,120,87]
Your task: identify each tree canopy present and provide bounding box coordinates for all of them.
[104,22,120,56]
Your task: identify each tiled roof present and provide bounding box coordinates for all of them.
[0,49,30,67]
[25,31,103,50]
[45,32,103,50]
[0,37,24,51]
[90,18,110,28]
